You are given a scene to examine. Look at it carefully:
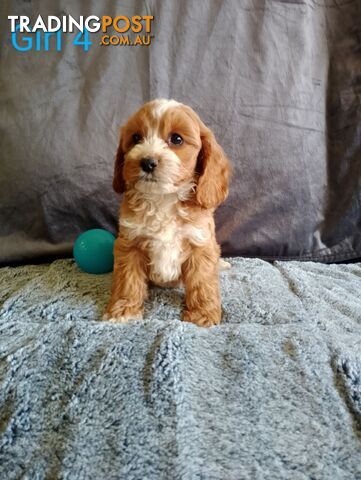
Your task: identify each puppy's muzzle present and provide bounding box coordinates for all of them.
[140,157,157,173]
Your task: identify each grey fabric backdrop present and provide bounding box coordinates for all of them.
[0,0,360,264]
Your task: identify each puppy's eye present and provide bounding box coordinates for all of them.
[169,133,183,145]
[132,133,142,144]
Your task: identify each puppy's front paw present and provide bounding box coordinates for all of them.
[102,301,143,324]
[102,312,143,324]
[182,308,221,328]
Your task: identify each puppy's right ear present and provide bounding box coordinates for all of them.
[113,130,125,194]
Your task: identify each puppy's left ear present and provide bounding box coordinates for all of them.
[196,127,231,209]
[113,129,126,194]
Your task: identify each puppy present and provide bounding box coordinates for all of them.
[103,99,230,327]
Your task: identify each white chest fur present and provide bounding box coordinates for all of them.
[148,218,183,284]
[119,194,209,284]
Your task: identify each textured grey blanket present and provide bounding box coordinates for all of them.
[0,258,360,479]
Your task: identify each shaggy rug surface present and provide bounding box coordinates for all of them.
[0,258,360,479]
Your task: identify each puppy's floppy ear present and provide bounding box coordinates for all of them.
[113,129,126,194]
[196,126,231,209]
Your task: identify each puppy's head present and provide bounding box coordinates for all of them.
[113,99,230,208]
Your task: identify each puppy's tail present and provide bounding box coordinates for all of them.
[218,259,231,271]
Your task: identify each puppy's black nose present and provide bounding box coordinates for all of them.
[140,157,157,173]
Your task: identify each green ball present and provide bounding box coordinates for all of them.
[73,229,116,274]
